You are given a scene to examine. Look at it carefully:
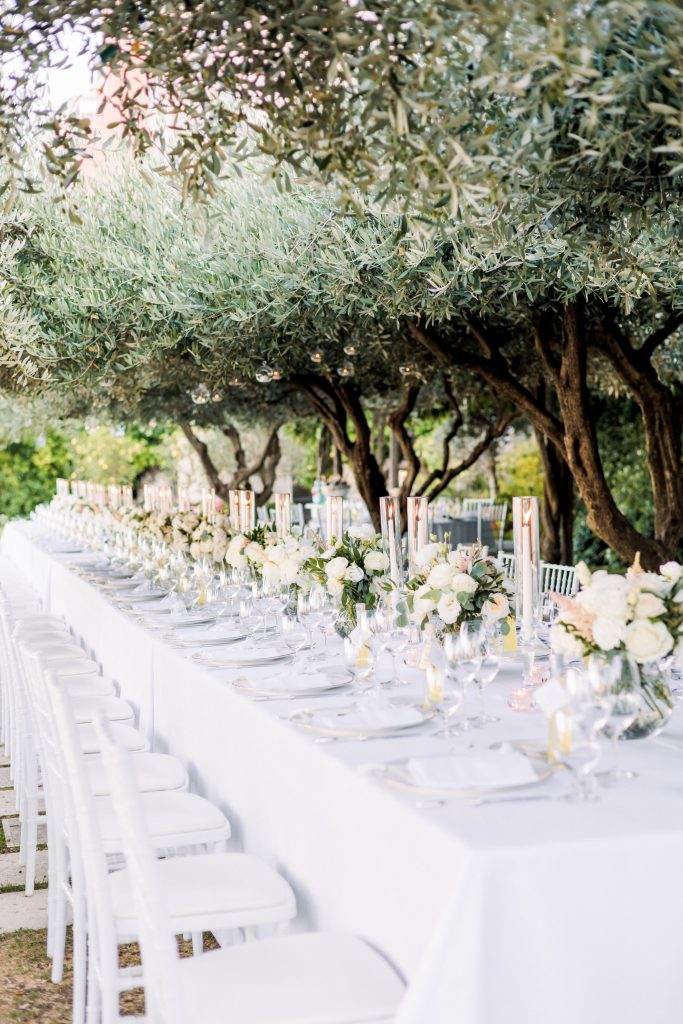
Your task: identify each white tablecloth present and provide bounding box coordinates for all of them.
[4,520,683,1024]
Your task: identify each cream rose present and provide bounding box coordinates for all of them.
[364,550,389,573]
[347,524,377,542]
[437,593,461,625]
[660,561,683,584]
[624,619,674,663]
[450,572,478,596]
[413,583,438,621]
[550,621,585,659]
[414,543,441,569]
[482,593,509,622]
[325,556,349,581]
[344,563,365,583]
[592,615,626,651]
[427,562,455,590]
[576,560,592,587]
[633,591,666,620]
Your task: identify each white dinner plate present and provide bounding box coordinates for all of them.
[289,702,433,739]
[142,612,218,630]
[232,664,351,698]
[163,628,252,648]
[365,753,552,801]
[192,647,293,669]
[98,578,145,591]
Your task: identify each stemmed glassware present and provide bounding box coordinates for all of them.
[588,652,641,784]
[373,594,412,688]
[469,625,501,727]
[428,661,466,739]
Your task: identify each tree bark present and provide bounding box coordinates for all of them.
[180,421,282,507]
[535,429,574,564]
[316,426,333,479]
[484,445,498,501]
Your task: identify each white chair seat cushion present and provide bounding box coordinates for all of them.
[53,658,100,677]
[13,614,65,629]
[37,643,88,661]
[78,722,148,755]
[16,628,72,644]
[110,852,295,931]
[86,752,188,797]
[70,695,134,724]
[60,672,115,696]
[95,791,230,850]
[177,932,403,1024]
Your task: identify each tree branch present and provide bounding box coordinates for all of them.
[424,410,517,502]
[641,309,683,363]
[179,421,229,501]
[387,381,422,500]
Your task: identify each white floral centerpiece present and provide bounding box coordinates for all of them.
[300,524,391,633]
[225,524,277,576]
[406,542,512,635]
[187,513,231,563]
[551,556,683,737]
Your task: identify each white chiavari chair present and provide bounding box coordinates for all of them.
[541,562,578,596]
[93,714,404,1024]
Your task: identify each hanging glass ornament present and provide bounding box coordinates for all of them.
[399,364,416,377]
[255,364,275,383]
[337,362,355,378]
[343,343,358,357]
[212,390,223,403]
[191,383,210,404]
[310,349,323,364]
[228,375,242,387]
[270,366,284,381]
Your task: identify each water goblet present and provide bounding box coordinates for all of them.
[589,652,641,783]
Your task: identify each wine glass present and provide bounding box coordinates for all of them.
[280,614,309,657]
[558,719,602,802]
[304,584,336,660]
[343,636,375,694]
[427,662,466,738]
[589,652,641,783]
[469,631,501,727]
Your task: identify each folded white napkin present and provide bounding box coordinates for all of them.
[261,670,329,691]
[208,642,288,664]
[407,751,537,790]
[316,706,423,733]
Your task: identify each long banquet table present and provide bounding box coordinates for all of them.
[4,519,683,1024]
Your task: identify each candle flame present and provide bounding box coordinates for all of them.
[522,505,533,526]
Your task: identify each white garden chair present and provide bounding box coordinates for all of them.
[35,655,296,1024]
[540,562,578,596]
[480,501,508,551]
[93,713,405,1024]
[497,551,515,580]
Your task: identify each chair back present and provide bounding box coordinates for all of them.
[44,672,122,1024]
[480,501,508,550]
[541,562,578,596]
[94,715,185,1024]
[497,551,515,580]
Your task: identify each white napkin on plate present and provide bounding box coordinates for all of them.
[260,670,329,691]
[407,751,537,790]
[209,642,287,664]
[316,706,423,733]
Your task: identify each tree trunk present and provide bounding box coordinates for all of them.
[349,447,386,531]
[535,430,574,564]
[316,426,333,479]
[554,303,664,568]
[484,445,498,501]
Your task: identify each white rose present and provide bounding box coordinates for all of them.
[327,577,344,598]
[482,593,509,622]
[325,556,349,581]
[437,593,461,625]
[660,561,682,583]
[412,583,437,622]
[634,592,666,620]
[262,561,282,585]
[414,543,441,569]
[592,615,626,651]
[550,622,585,659]
[674,590,683,605]
[344,563,365,583]
[628,570,668,595]
[624,619,674,663]
[577,582,628,621]
[450,572,478,596]
[245,542,266,564]
[364,550,389,573]
[227,534,248,554]
[281,557,302,585]
[575,560,592,587]
[427,562,455,590]
[347,524,377,542]
[447,549,470,572]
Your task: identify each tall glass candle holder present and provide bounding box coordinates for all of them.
[326,495,344,543]
[240,490,256,532]
[406,496,429,578]
[512,495,540,644]
[274,492,292,538]
[380,496,403,587]
[228,490,241,532]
